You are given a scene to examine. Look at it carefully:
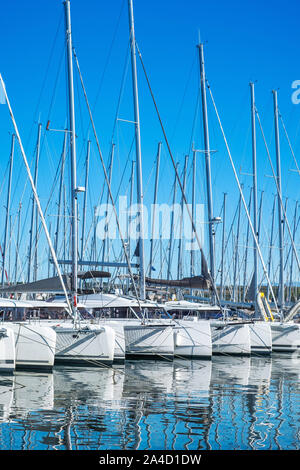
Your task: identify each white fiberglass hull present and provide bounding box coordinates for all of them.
[270,321,300,353]
[249,322,272,355]
[0,327,15,374]
[210,321,251,356]
[123,321,174,359]
[2,322,56,370]
[52,323,115,366]
[173,319,212,358]
[93,321,125,363]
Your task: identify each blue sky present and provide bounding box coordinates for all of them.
[0,0,300,285]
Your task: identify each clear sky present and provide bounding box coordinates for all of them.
[0,0,300,285]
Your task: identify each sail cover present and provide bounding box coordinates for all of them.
[142,249,211,290]
[0,271,111,294]
[143,275,211,289]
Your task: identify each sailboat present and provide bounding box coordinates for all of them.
[0,0,116,368]
[267,90,300,352]
[168,41,253,356]
[0,324,15,373]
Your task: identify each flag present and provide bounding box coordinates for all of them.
[0,75,6,104]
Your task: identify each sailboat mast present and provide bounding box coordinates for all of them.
[80,139,90,261]
[14,202,22,284]
[273,90,285,309]
[177,155,188,280]
[167,163,178,280]
[289,200,298,301]
[220,192,227,299]
[53,130,68,275]
[191,150,196,277]
[27,123,41,283]
[267,194,276,301]
[149,142,161,277]
[64,0,78,313]
[128,160,135,262]
[197,43,215,282]
[250,82,259,313]
[128,0,146,300]
[102,143,115,265]
[1,133,15,286]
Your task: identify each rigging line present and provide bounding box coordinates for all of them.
[188,87,200,156]
[279,111,300,177]
[0,159,10,202]
[72,48,142,314]
[81,151,109,260]
[215,196,240,280]
[0,74,72,316]
[9,10,64,210]
[10,45,66,252]
[171,54,197,143]
[109,42,131,146]
[32,11,64,126]
[29,147,64,269]
[255,108,300,276]
[15,200,31,283]
[206,80,280,314]
[74,66,87,169]
[283,212,300,271]
[135,42,222,310]
[91,144,132,265]
[89,0,126,118]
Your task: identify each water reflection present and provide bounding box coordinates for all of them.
[0,354,299,450]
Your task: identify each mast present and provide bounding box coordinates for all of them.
[289,201,298,301]
[53,130,68,275]
[1,134,15,286]
[233,191,242,302]
[63,184,67,262]
[273,90,285,309]
[128,0,146,300]
[243,188,252,302]
[267,194,276,301]
[64,0,79,316]
[177,155,188,280]
[197,42,215,282]
[149,142,161,277]
[14,202,22,284]
[250,82,259,313]
[191,150,196,278]
[0,73,72,314]
[220,192,227,299]
[33,123,41,282]
[128,160,135,262]
[167,163,178,280]
[92,206,97,265]
[102,143,115,265]
[80,139,90,261]
[27,123,41,283]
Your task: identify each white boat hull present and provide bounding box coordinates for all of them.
[124,322,174,359]
[270,321,300,352]
[52,324,115,366]
[2,322,56,370]
[249,322,272,355]
[173,319,212,358]
[0,327,15,374]
[210,321,251,356]
[95,321,125,363]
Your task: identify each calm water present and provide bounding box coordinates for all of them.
[0,354,299,451]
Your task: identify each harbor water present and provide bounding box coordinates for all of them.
[0,354,299,452]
